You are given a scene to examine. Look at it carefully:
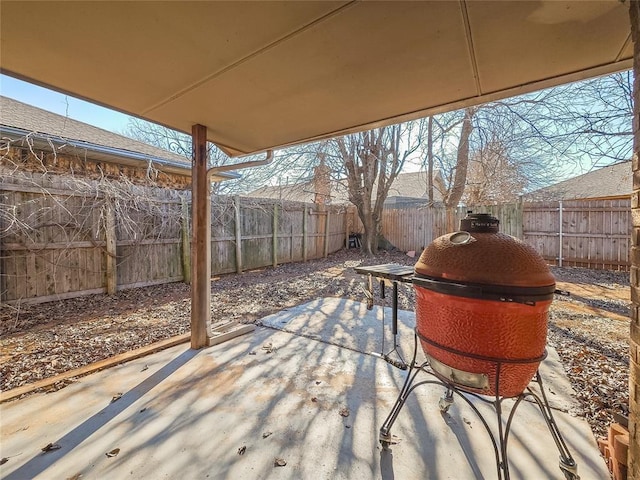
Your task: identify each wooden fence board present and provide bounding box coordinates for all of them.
[212,238,236,275]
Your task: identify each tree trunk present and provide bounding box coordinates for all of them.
[628,2,639,477]
[444,107,475,207]
[358,207,377,255]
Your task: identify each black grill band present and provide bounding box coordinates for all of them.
[411,274,555,305]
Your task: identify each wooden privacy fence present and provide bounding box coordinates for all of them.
[2,168,630,306]
[368,198,631,271]
[1,172,348,305]
[209,197,347,275]
[349,202,523,253]
[523,198,631,270]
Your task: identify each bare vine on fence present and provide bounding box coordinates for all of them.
[0,133,187,305]
[1,132,347,306]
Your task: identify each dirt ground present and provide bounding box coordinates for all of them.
[0,249,630,440]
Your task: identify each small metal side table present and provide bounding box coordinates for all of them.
[354,263,414,369]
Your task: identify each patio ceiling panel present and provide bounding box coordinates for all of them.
[0,1,348,115]
[146,1,476,156]
[466,1,631,93]
[0,1,632,157]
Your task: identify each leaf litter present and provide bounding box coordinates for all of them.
[0,250,630,441]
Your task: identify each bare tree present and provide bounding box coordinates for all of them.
[124,117,329,197]
[329,121,426,254]
[425,72,632,207]
[123,118,242,195]
[463,139,528,205]
[490,72,632,173]
[426,116,434,203]
[124,118,193,158]
[441,107,476,207]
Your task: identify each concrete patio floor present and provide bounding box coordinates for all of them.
[1,298,608,479]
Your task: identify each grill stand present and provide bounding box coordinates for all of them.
[354,264,415,371]
[371,278,408,370]
[379,330,580,480]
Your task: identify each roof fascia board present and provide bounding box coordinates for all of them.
[1,125,239,181]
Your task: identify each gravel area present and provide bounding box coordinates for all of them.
[0,249,630,440]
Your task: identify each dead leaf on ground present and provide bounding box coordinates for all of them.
[339,407,350,417]
[237,446,246,455]
[41,443,61,452]
[274,457,287,467]
[1,452,22,464]
[311,397,318,403]
[105,448,120,458]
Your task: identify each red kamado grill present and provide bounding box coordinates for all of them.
[412,212,555,398]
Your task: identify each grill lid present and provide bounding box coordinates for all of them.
[414,213,555,288]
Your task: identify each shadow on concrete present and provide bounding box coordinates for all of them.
[3,349,199,480]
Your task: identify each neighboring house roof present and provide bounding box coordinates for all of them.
[385,171,435,199]
[525,161,632,201]
[0,96,237,181]
[247,170,445,204]
[247,179,316,203]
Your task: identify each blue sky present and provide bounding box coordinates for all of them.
[1,74,135,134]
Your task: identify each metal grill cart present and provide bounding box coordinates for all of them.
[355,213,580,480]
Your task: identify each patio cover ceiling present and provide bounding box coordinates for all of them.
[0,1,632,157]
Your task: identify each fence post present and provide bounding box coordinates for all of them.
[105,199,117,294]
[181,197,191,284]
[303,204,308,262]
[558,200,563,267]
[324,208,330,258]
[273,204,278,267]
[234,195,243,273]
[516,196,524,239]
[344,208,349,248]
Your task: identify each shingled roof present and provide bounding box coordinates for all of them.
[247,170,445,205]
[248,179,317,203]
[0,96,200,176]
[526,161,632,201]
[0,95,190,165]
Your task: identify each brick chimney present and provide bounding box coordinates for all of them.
[313,154,331,204]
